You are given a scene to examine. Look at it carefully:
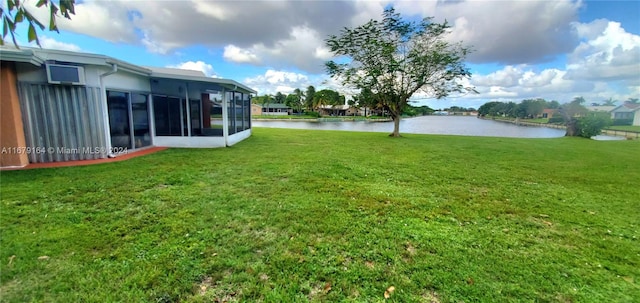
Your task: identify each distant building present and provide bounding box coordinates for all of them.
[610,103,640,126]
[251,103,292,116]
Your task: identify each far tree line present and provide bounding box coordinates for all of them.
[478,96,638,138]
[252,86,444,117]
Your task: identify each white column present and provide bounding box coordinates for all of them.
[222,88,229,146]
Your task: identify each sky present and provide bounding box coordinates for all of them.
[9,0,640,110]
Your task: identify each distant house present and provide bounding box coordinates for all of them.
[251,103,292,116]
[317,105,358,116]
[540,108,556,119]
[586,105,616,113]
[1,46,256,168]
[610,103,640,126]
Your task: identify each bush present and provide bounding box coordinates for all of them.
[576,113,612,138]
[548,115,565,124]
[305,111,321,118]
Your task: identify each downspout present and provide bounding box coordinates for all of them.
[99,63,117,157]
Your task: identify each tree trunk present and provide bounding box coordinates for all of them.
[389,115,401,137]
[565,118,578,136]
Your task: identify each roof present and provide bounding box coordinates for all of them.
[610,103,640,113]
[586,106,616,112]
[253,103,290,109]
[0,46,256,94]
[319,105,350,110]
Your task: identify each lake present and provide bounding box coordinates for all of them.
[252,116,567,138]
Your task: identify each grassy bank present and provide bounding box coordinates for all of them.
[1,128,638,302]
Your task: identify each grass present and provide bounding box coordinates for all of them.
[605,125,640,133]
[1,128,639,302]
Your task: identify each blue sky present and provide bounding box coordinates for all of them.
[9,0,640,110]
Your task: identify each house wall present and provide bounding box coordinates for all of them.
[634,111,640,126]
[251,104,262,116]
[0,62,29,167]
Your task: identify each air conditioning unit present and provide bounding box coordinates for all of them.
[46,64,85,85]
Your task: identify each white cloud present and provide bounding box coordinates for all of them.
[55,1,137,43]
[428,0,581,64]
[223,45,261,64]
[31,36,81,52]
[168,61,216,77]
[565,20,640,82]
[472,66,524,87]
[235,26,335,73]
[244,70,310,95]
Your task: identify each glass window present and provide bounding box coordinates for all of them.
[243,93,251,130]
[153,95,182,136]
[131,93,151,148]
[107,91,131,149]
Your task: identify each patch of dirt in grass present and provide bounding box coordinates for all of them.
[194,273,241,303]
[422,289,441,303]
[308,282,332,301]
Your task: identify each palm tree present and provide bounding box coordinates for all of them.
[625,98,639,104]
[602,97,616,106]
[293,88,305,113]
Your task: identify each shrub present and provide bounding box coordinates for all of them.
[576,113,612,138]
[305,111,321,118]
[548,115,565,124]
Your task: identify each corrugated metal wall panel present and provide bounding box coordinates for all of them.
[18,83,108,163]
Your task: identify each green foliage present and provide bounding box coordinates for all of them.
[479,99,552,119]
[1,0,75,47]
[576,112,612,138]
[325,7,474,136]
[1,128,639,302]
[304,111,320,118]
[313,89,344,109]
[304,86,316,110]
[548,114,565,124]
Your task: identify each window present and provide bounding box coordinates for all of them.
[108,91,151,150]
[153,95,182,136]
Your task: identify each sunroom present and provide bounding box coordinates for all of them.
[0,47,256,168]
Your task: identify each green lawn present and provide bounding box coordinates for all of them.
[606,125,640,133]
[1,128,638,302]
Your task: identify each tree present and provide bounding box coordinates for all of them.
[274,92,286,104]
[285,89,305,114]
[558,97,588,136]
[325,7,474,137]
[576,112,612,138]
[518,98,546,118]
[601,98,616,106]
[313,89,343,113]
[304,85,316,111]
[625,98,639,104]
[478,101,502,117]
[1,0,75,47]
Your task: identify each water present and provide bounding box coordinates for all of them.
[252,116,567,138]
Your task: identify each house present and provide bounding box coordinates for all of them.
[610,103,640,126]
[251,103,292,116]
[1,47,256,168]
[540,108,556,118]
[317,105,356,116]
[586,105,616,113]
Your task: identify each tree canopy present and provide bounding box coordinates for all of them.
[1,0,75,47]
[325,7,474,136]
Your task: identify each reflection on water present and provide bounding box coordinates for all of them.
[253,116,567,138]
